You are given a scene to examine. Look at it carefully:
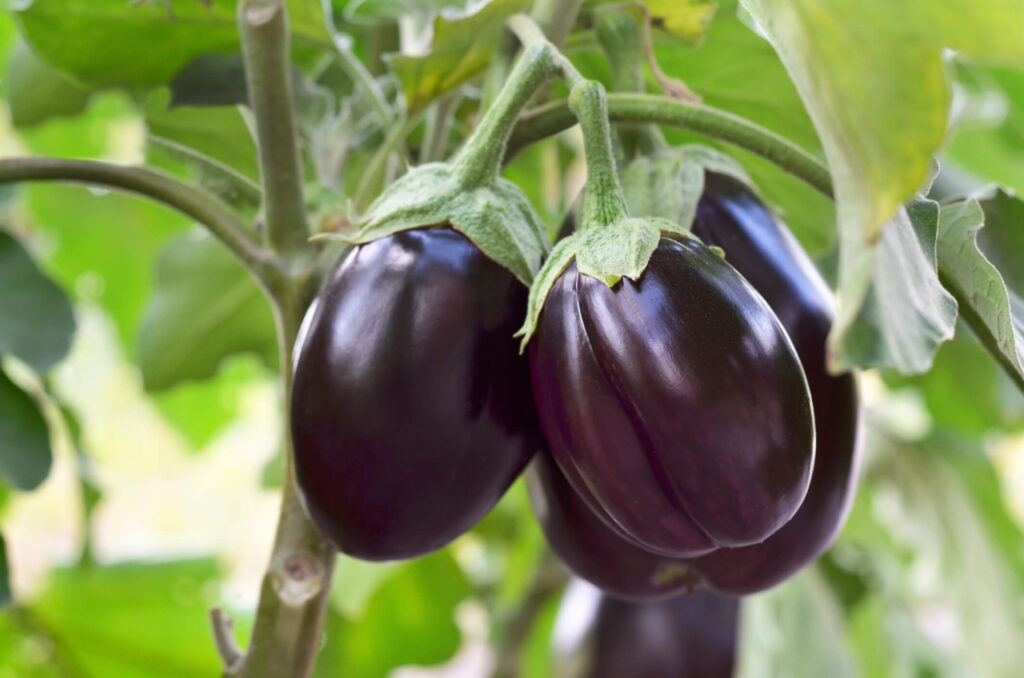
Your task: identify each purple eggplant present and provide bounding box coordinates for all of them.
[290,228,539,561]
[527,449,695,600]
[686,172,863,594]
[554,580,739,678]
[529,235,815,558]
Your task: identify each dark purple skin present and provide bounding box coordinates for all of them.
[529,235,815,558]
[290,228,540,561]
[686,172,863,594]
[527,449,695,601]
[555,580,739,678]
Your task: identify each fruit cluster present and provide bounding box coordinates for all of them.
[290,165,861,598]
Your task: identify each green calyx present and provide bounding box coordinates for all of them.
[516,81,699,349]
[316,43,560,285]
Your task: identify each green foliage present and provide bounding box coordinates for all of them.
[0,368,51,491]
[587,0,718,45]
[5,39,91,128]
[0,532,9,608]
[830,198,957,373]
[389,0,531,112]
[18,559,233,677]
[138,231,278,391]
[738,0,1024,375]
[0,231,75,374]
[316,551,470,677]
[13,0,330,89]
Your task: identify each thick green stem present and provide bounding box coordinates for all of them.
[571,82,630,228]
[507,93,835,198]
[0,157,271,281]
[239,1,312,263]
[482,0,584,110]
[595,9,666,160]
[419,92,462,164]
[225,281,336,678]
[451,41,560,187]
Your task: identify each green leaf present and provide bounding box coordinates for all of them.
[152,354,272,449]
[6,38,92,128]
[30,559,229,677]
[585,0,833,254]
[13,0,330,89]
[138,232,277,391]
[0,366,52,491]
[735,569,857,678]
[587,0,718,45]
[389,0,531,112]
[0,532,11,608]
[0,230,76,374]
[738,0,1024,374]
[145,89,260,183]
[317,551,470,678]
[936,191,1024,391]
[829,198,957,373]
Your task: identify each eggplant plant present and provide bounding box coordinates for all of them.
[1,2,1024,678]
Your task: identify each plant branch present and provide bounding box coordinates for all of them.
[329,31,395,128]
[210,608,245,669]
[239,0,312,262]
[0,157,271,279]
[507,93,835,198]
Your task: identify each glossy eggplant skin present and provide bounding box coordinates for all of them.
[555,580,739,678]
[688,172,863,594]
[291,228,540,561]
[527,450,694,600]
[529,236,815,558]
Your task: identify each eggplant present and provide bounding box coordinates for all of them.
[529,235,815,558]
[290,227,540,561]
[527,449,694,600]
[686,172,863,594]
[554,580,739,678]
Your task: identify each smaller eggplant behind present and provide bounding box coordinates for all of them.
[554,579,740,678]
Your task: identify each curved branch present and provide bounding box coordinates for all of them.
[0,157,272,278]
[508,93,834,199]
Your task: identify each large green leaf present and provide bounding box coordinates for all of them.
[28,559,229,677]
[580,0,834,254]
[13,0,331,89]
[0,231,75,374]
[830,198,957,373]
[317,550,470,678]
[738,0,1024,373]
[138,231,277,391]
[5,38,91,128]
[936,190,1024,391]
[389,0,531,112]
[0,366,51,491]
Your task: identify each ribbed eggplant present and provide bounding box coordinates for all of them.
[554,580,739,678]
[527,450,694,600]
[529,235,815,558]
[686,172,863,593]
[291,228,539,561]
